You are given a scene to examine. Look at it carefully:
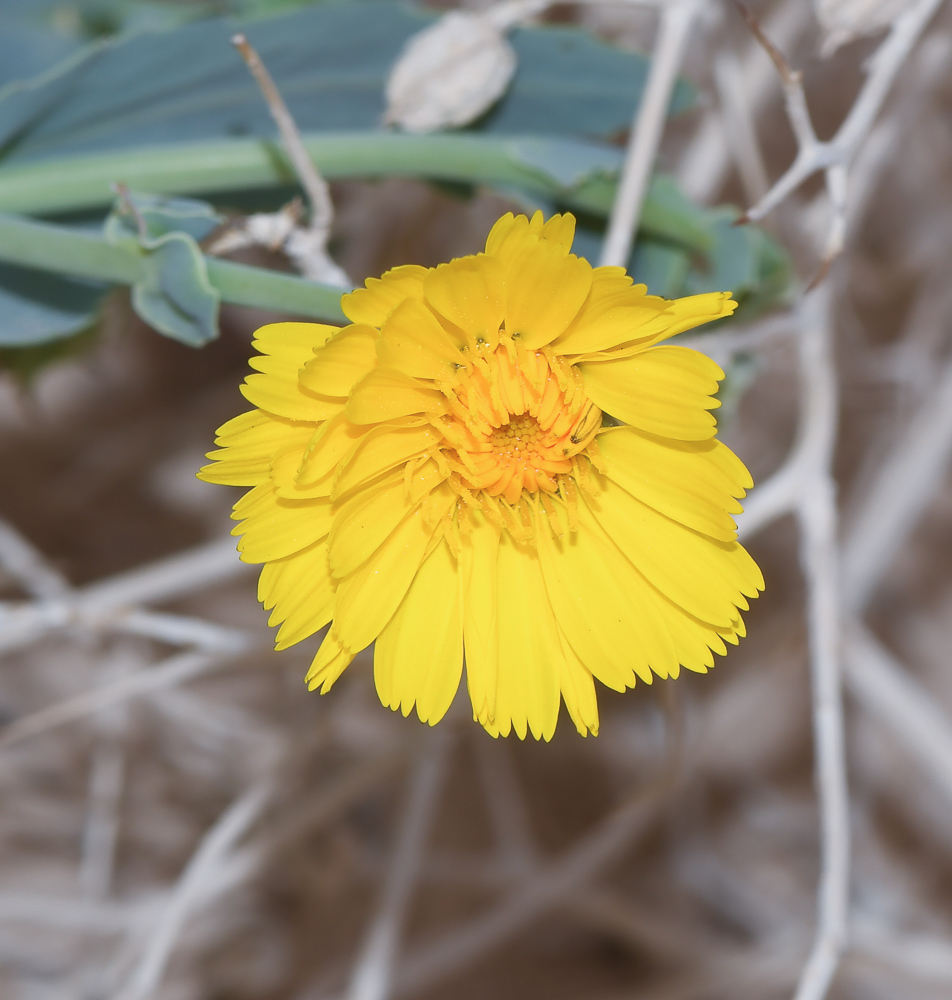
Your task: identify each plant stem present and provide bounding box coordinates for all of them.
[0,213,347,323]
[0,132,620,216]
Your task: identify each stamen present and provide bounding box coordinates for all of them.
[410,343,598,543]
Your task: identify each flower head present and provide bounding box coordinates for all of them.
[199,211,764,739]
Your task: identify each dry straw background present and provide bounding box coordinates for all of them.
[3,0,952,998]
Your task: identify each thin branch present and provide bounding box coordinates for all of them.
[393,777,671,997]
[679,0,812,202]
[841,344,952,611]
[713,51,770,204]
[347,731,451,1000]
[116,782,270,1000]
[78,537,252,614]
[733,2,797,88]
[845,624,952,805]
[740,0,943,226]
[790,287,849,1000]
[0,650,241,750]
[473,735,536,873]
[79,647,134,900]
[231,34,351,287]
[111,609,252,653]
[231,34,335,239]
[599,0,701,268]
[0,518,69,600]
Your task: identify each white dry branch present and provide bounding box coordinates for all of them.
[116,782,272,1000]
[736,0,945,268]
[217,35,351,287]
[599,0,702,268]
[679,0,814,203]
[347,733,452,1000]
[790,288,849,1000]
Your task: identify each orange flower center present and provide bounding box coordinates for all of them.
[440,344,601,505]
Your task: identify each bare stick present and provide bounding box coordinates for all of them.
[845,624,952,804]
[393,783,664,997]
[348,731,451,1000]
[740,0,943,226]
[116,782,270,1000]
[713,51,770,204]
[599,0,701,268]
[791,287,850,1000]
[679,0,812,202]
[0,518,69,599]
[231,34,334,238]
[79,537,251,613]
[841,345,952,610]
[0,650,234,750]
[79,647,135,900]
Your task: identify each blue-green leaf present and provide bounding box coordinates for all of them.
[104,191,220,345]
[0,1,692,166]
[0,262,105,346]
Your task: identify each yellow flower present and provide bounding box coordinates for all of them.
[199,211,763,740]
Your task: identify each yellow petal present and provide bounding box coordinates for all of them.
[241,371,343,423]
[539,212,576,251]
[299,324,378,397]
[558,631,599,737]
[332,487,453,653]
[333,422,442,499]
[580,346,723,441]
[486,210,574,260]
[327,460,447,578]
[231,480,275,520]
[346,367,449,424]
[423,255,505,347]
[586,479,752,627]
[233,481,334,563]
[199,410,308,487]
[305,629,354,693]
[257,539,335,650]
[553,268,667,355]
[505,238,592,350]
[212,408,279,446]
[271,447,333,500]
[460,512,500,725]
[241,323,344,421]
[535,498,679,687]
[493,532,562,741]
[252,321,339,359]
[484,212,530,259]
[649,590,746,676]
[296,413,367,485]
[598,427,749,541]
[374,538,463,725]
[377,297,466,379]
[575,292,737,361]
[341,264,428,326]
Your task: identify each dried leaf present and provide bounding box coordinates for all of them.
[385,11,517,133]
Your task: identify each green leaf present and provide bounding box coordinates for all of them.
[104,190,221,345]
[102,189,223,242]
[0,1,691,166]
[569,197,791,311]
[629,241,691,298]
[0,261,105,346]
[638,174,713,255]
[682,208,793,318]
[0,211,347,339]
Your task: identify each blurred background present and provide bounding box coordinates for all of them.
[1,0,952,997]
